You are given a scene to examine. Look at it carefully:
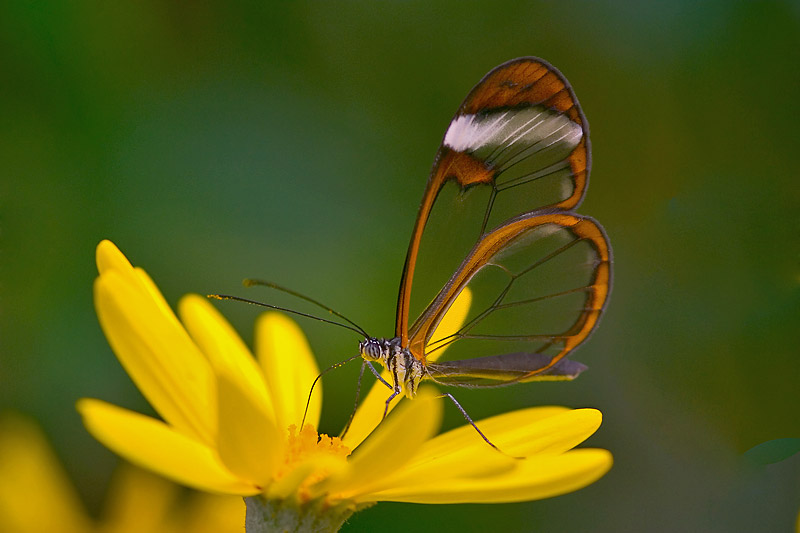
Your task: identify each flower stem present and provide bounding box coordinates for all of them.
[244,495,359,533]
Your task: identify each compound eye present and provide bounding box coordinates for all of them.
[359,340,376,359]
[368,342,383,359]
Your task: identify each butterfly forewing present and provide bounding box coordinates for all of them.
[396,58,593,347]
[395,57,606,384]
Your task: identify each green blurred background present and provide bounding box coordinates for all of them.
[2,2,799,531]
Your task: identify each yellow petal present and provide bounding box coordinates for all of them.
[256,312,322,431]
[367,448,612,504]
[97,239,134,275]
[0,414,92,533]
[426,287,472,363]
[215,372,285,486]
[179,295,276,425]
[78,399,257,495]
[364,440,515,496]
[412,407,601,463]
[96,241,176,323]
[95,269,215,444]
[367,407,600,492]
[318,388,442,500]
[98,465,178,533]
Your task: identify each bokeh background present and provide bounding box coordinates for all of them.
[2,2,799,531]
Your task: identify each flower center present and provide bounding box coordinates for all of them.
[285,424,351,463]
[276,424,351,500]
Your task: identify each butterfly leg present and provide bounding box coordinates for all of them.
[439,392,522,459]
[383,388,401,420]
[364,361,400,420]
[365,360,393,389]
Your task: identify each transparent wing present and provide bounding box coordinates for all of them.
[408,212,611,383]
[396,57,592,346]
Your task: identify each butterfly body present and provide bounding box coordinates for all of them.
[359,337,425,398]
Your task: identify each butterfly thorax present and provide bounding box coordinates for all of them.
[358,337,426,398]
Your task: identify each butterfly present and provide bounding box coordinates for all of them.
[214,57,611,438]
[357,57,612,410]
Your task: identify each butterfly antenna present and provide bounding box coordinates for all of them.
[208,294,365,337]
[244,279,369,338]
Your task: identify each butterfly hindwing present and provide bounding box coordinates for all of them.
[408,212,610,383]
[427,352,588,387]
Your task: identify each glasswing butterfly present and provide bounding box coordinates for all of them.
[357,57,611,408]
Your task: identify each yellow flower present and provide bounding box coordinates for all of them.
[80,240,612,531]
[0,413,242,533]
